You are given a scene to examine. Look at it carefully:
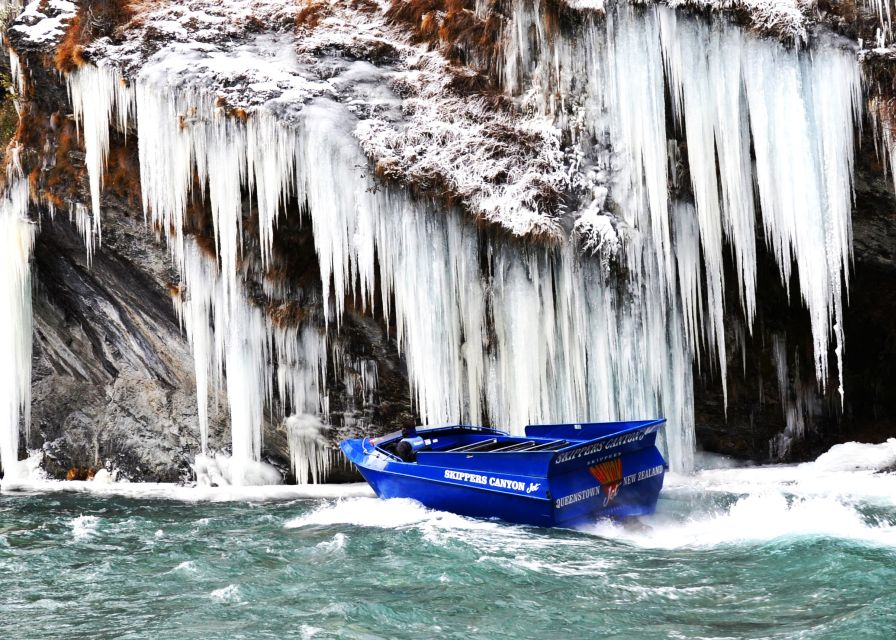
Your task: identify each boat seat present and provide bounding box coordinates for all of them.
[447,438,499,453]
[492,441,535,452]
[527,439,569,452]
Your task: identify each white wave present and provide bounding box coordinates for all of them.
[91,468,117,484]
[300,625,322,639]
[811,439,896,472]
[70,515,100,541]
[2,479,373,502]
[314,532,347,553]
[193,452,282,487]
[582,492,896,549]
[171,560,198,574]
[286,497,436,529]
[508,556,614,577]
[285,497,499,534]
[284,496,538,556]
[210,584,241,603]
[668,439,896,508]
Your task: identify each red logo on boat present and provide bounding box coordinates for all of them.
[588,458,623,505]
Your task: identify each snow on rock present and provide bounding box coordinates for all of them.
[573,195,620,262]
[10,0,76,46]
[76,0,573,240]
[565,0,606,11]
[658,0,811,42]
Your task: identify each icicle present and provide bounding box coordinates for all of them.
[274,324,327,421]
[177,240,274,485]
[177,244,218,454]
[500,1,860,403]
[0,180,34,480]
[285,414,332,485]
[69,203,95,265]
[66,65,135,248]
[8,49,25,97]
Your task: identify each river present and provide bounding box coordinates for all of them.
[2,447,895,639]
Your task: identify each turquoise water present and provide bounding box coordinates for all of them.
[2,477,895,640]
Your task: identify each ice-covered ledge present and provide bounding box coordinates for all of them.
[66,0,574,242]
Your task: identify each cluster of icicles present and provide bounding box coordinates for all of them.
[505,2,860,403]
[0,175,34,482]
[0,2,865,483]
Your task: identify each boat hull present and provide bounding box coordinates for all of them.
[357,466,556,527]
[341,421,668,528]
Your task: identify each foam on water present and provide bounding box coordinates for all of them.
[583,492,896,548]
[314,532,347,553]
[70,515,100,541]
[171,560,198,574]
[210,584,242,603]
[672,439,896,507]
[579,440,896,549]
[285,497,445,529]
[2,478,373,502]
[299,625,323,640]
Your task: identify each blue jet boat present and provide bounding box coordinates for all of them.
[339,420,667,528]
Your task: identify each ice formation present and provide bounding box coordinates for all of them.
[286,415,333,485]
[192,453,283,487]
[171,240,330,484]
[503,2,861,401]
[64,57,696,472]
[2,0,871,482]
[0,180,35,479]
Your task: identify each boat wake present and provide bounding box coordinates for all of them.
[284,497,502,534]
[581,492,896,549]
[581,439,896,549]
[284,440,896,553]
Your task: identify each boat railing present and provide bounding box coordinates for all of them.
[446,438,499,453]
[444,438,570,454]
[492,441,535,452]
[527,439,569,452]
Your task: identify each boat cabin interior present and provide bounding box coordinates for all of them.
[373,426,570,462]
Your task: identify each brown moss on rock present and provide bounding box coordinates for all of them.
[385,0,505,81]
[53,0,138,72]
[65,466,97,480]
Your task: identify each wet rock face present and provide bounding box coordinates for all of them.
[27,183,418,482]
[29,193,232,481]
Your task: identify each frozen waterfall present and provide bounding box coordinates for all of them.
[53,3,863,480]
[502,2,861,402]
[0,180,35,480]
